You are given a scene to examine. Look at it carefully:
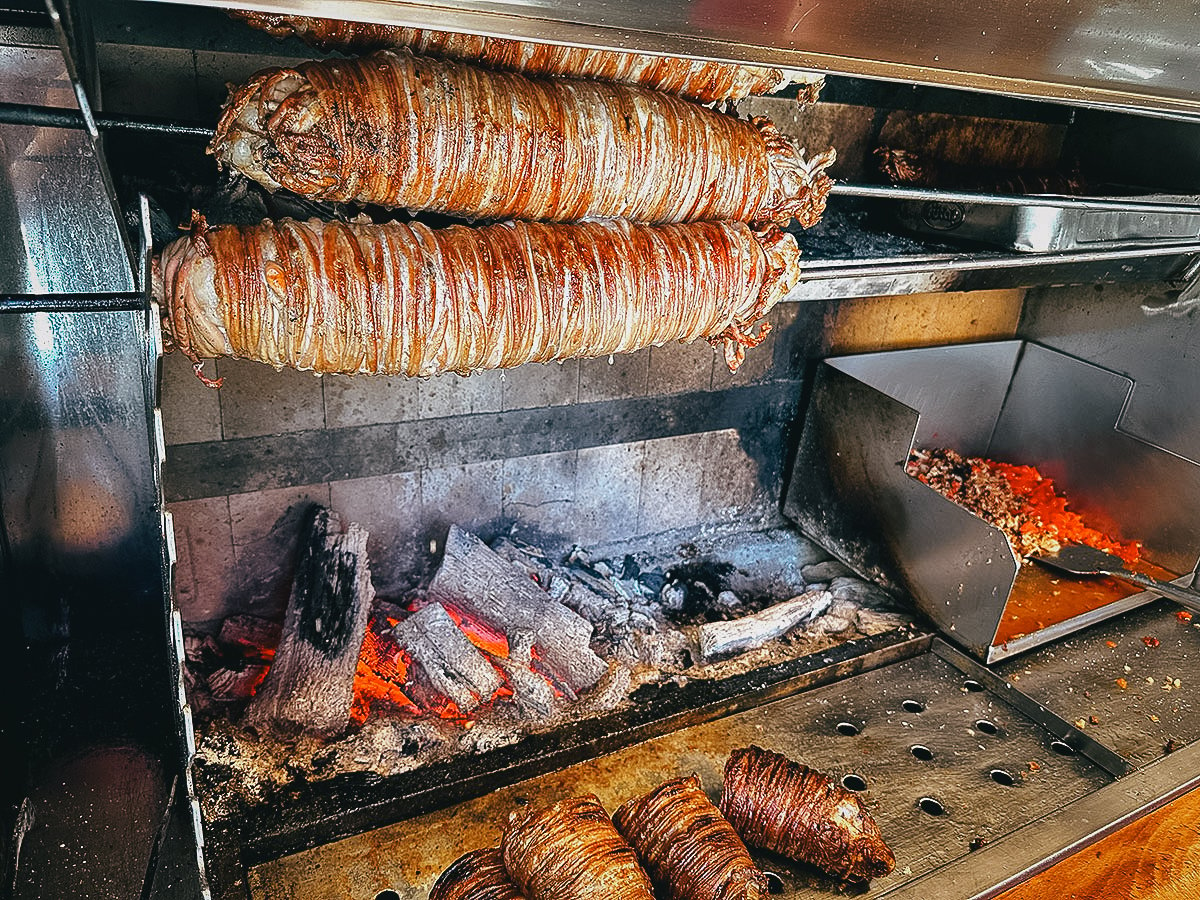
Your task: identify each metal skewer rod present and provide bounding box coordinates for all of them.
[831,181,1200,216]
[0,100,215,139]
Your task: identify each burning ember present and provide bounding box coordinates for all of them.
[906,447,1141,564]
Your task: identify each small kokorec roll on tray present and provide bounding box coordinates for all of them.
[428,848,527,900]
[501,795,655,900]
[719,745,895,882]
[613,774,768,900]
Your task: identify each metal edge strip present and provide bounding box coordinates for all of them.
[931,638,1134,777]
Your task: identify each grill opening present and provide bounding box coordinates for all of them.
[911,744,935,761]
[841,773,868,791]
[989,768,1016,786]
[1050,740,1077,755]
[902,699,925,712]
[918,796,946,816]
[837,721,862,736]
[976,719,999,735]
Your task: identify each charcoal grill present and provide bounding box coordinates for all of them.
[4,2,1200,899]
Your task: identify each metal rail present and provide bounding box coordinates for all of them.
[0,99,215,139]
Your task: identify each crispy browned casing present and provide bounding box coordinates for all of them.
[228,10,824,106]
[155,216,801,377]
[429,848,527,900]
[614,774,769,900]
[720,745,895,882]
[501,795,655,900]
[210,50,834,227]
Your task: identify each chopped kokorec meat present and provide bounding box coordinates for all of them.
[502,795,655,900]
[430,848,527,900]
[210,50,834,227]
[906,447,1140,564]
[154,214,801,378]
[228,10,824,106]
[613,774,768,900]
[720,745,895,882]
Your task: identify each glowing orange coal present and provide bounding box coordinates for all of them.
[441,603,510,658]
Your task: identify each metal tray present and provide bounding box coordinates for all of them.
[894,193,1200,253]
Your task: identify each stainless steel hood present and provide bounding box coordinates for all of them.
[133,0,1200,120]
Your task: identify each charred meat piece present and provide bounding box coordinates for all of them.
[874,146,1086,195]
[720,745,894,882]
[154,215,800,378]
[210,49,834,227]
[501,795,655,900]
[228,10,823,106]
[613,774,768,900]
[430,848,527,900]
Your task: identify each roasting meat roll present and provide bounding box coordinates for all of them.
[155,215,800,377]
[211,49,834,227]
[719,746,894,882]
[228,10,823,106]
[501,795,655,900]
[613,775,768,900]
[429,848,527,900]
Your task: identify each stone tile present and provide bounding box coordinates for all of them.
[418,370,503,419]
[227,483,332,621]
[167,496,234,628]
[699,428,771,524]
[420,460,505,551]
[501,360,579,410]
[502,451,577,537]
[216,358,326,439]
[827,289,1024,356]
[324,374,421,428]
[637,433,707,535]
[159,349,221,446]
[578,351,649,403]
[330,471,423,599]
[646,340,716,396]
[573,442,644,546]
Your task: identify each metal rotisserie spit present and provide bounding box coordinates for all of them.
[3,2,1200,899]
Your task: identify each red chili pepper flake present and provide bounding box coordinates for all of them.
[1178,611,1193,623]
[1105,640,1118,648]
[1142,635,1161,647]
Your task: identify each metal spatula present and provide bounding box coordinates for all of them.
[1029,543,1200,615]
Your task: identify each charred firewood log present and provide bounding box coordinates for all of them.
[613,774,769,900]
[429,848,527,900]
[501,795,655,900]
[719,745,895,882]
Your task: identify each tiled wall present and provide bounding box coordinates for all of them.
[164,304,811,630]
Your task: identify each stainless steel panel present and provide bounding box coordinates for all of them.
[0,36,132,293]
[784,340,1200,661]
[137,0,1200,118]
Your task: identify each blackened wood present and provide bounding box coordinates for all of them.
[427,525,607,693]
[218,614,283,659]
[391,602,503,713]
[244,507,375,738]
